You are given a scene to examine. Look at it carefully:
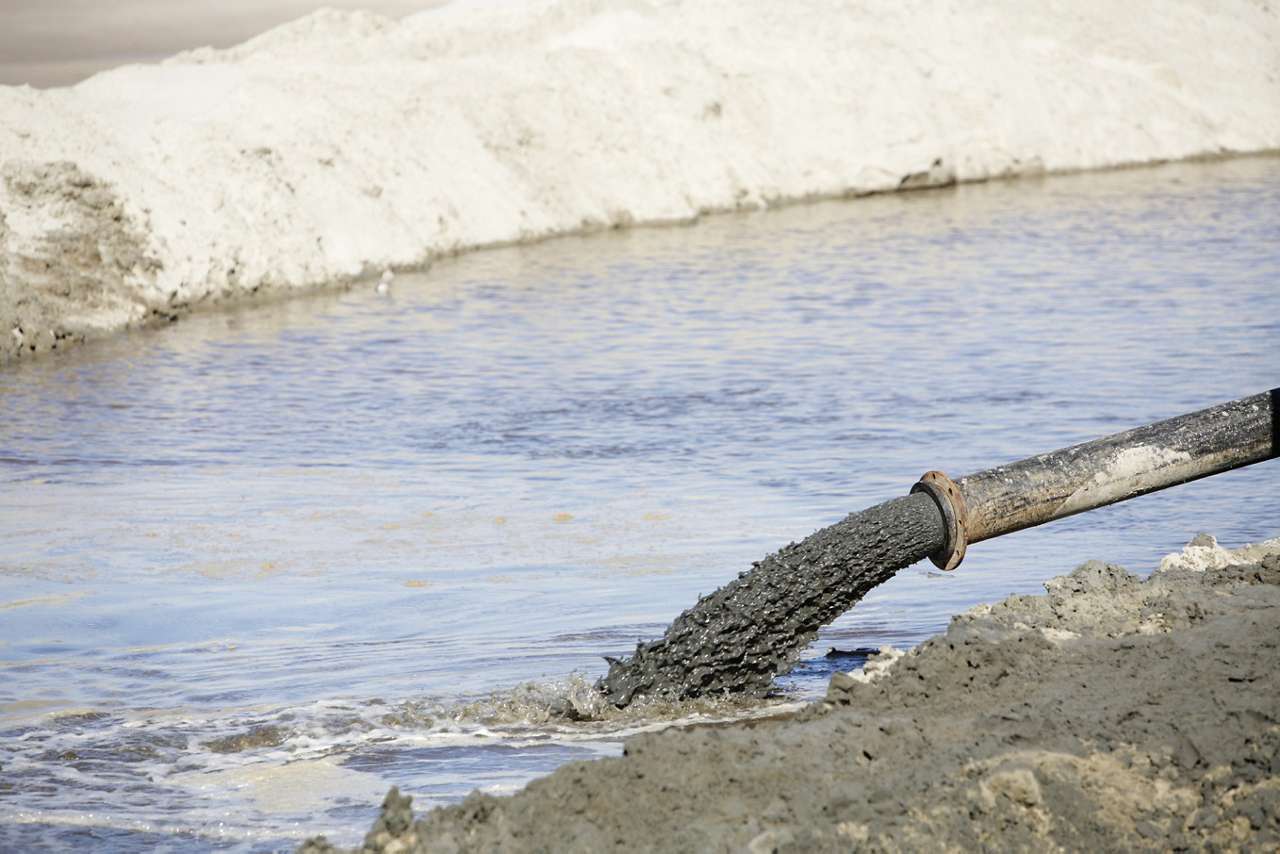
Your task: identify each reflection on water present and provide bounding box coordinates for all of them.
[1,155,1277,850]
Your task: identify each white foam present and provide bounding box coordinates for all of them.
[846,645,905,684]
[3,0,1279,338]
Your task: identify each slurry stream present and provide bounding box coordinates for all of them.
[597,493,946,705]
[1,156,1278,851]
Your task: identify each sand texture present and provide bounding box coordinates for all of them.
[302,534,1280,852]
[4,0,1280,360]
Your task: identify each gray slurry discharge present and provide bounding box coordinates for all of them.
[597,492,946,705]
[304,534,1280,852]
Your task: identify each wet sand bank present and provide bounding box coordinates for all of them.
[304,534,1280,852]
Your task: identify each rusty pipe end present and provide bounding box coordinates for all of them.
[911,470,969,570]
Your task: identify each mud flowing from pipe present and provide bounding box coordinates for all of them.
[597,493,946,706]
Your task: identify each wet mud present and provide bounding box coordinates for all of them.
[203,724,289,754]
[304,534,1280,852]
[597,492,946,705]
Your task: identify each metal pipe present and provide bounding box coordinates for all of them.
[914,389,1278,571]
[599,389,1277,705]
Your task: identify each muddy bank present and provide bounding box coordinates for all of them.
[304,534,1280,852]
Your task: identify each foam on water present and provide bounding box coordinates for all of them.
[1,677,799,849]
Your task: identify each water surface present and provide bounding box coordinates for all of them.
[1,156,1277,850]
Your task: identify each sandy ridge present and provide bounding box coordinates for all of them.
[3,0,1280,360]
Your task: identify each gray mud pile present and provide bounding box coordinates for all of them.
[597,492,945,705]
[0,161,167,361]
[303,534,1280,853]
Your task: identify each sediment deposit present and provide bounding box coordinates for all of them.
[304,534,1280,852]
[4,0,1280,360]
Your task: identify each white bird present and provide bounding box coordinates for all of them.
[376,269,394,295]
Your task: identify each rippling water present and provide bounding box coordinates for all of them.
[2,156,1277,851]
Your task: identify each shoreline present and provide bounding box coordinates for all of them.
[303,534,1280,852]
[4,0,1279,364]
[4,149,1279,367]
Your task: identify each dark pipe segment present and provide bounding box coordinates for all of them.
[598,390,1277,708]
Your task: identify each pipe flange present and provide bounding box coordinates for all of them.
[911,470,968,571]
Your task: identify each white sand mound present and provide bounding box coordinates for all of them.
[1158,533,1280,574]
[2,0,1278,357]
